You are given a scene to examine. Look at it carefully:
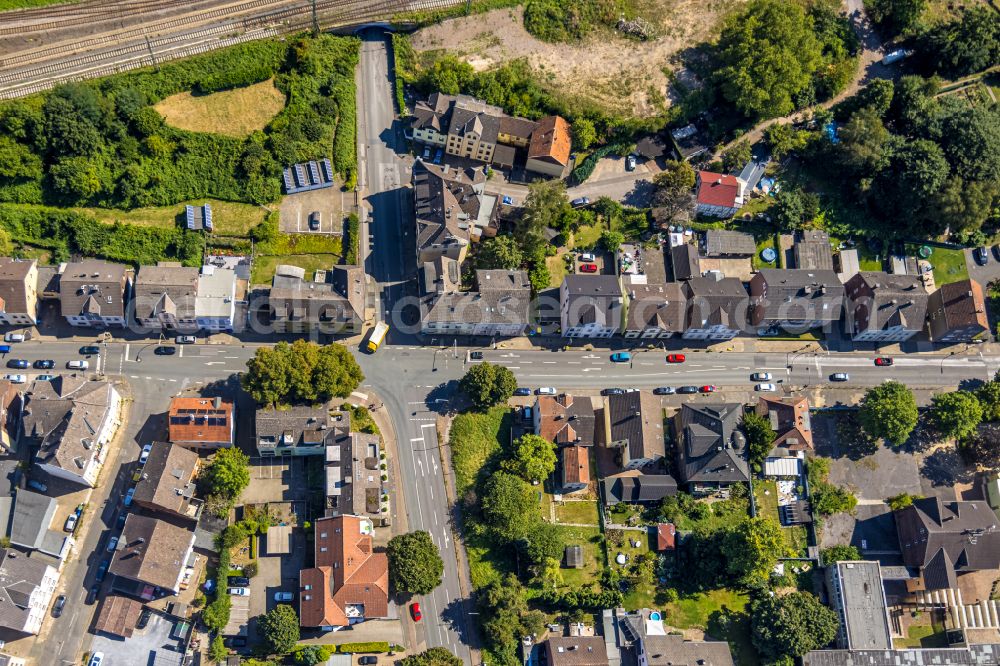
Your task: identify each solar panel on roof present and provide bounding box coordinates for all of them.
[185,206,195,230]
[322,158,333,182]
[294,164,307,187]
[308,161,321,185]
[204,204,213,230]
[283,168,295,192]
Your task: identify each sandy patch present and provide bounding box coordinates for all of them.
[409,2,748,117]
[154,79,286,137]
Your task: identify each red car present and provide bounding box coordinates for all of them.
[411,602,422,622]
[699,385,717,393]
[666,354,686,364]
[580,263,598,273]
[874,357,893,367]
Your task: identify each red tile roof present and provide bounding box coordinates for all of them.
[299,515,388,628]
[657,523,676,551]
[696,171,740,208]
[528,116,572,166]
[167,396,234,447]
[562,446,589,486]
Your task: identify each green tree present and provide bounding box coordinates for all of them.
[764,123,811,158]
[503,434,557,484]
[750,592,840,662]
[294,646,334,666]
[241,342,363,406]
[723,516,786,586]
[208,634,228,663]
[424,54,474,95]
[387,531,444,595]
[866,0,927,36]
[939,104,1000,182]
[0,136,42,181]
[600,229,625,252]
[399,647,463,666]
[820,544,862,564]
[0,228,12,257]
[523,522,564,567]
[200,447,251,501]
[917,7,1000,78]
[258,604,300,655]
[312,342,365,401]
[967,424,1000,470]
[715,0,825,118]
[651,160,696,222]
[978,376,1000,421]
[478,575,532,660]
[741,412,776,472]
[887,492,923,511]
[721,139,752,173]
[772,188,819,230]
[872,138,951,235]
[481,471,539,542]
[571,118,597,150]
[241,345,292,406]
[459,362,518,410]
[519,180,569,259]
[478,235,524,270]
[930,391,983,441]
[838,106,891,176]
[528,263,551,293]
[858,380,919,446]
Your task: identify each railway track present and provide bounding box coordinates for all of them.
[0,0,461,99]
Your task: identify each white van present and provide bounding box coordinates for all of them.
[67,360,89,370]
[3,333,24,343]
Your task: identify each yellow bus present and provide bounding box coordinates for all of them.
[366,321,389,353]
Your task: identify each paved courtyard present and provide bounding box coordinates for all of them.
[89,610,185,666]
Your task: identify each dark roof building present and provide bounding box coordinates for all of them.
[599,391,664,470]
[845,272,929,343]
[0,257,38,326]
[109,514,195,597]
[635,134,673,161]
[701,229,756,257]
[794,230,835,271]
[826,560,892,650]
[623,283,686,339]
[675,403,749,489]
[669,243,700,281]
[420,268,531,337]
[7,489,69,560]
[132,263,199,330]
[132,442,201,522]
[749,269,844,332]
[59,259,132,327]
[413,161,496,264]
[563,545,585,570]
[544,636,608,666]
[802,646,1000,666]
[682,277,749,340]
[410,92,454,134]
[268,264,366,335]
[926,279,990,343]
[894,497,1000,590]
[621,609,734,666]
[560,275,624,338]
[0,547,59,635]
[255,406,347,457]
[497,116,538,147]
[602,471,677,505]
[93,594,144,638]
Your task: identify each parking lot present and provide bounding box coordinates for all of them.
[279,186,354,235]
[89,610,185,666]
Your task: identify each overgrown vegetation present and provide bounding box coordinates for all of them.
[522,0,631,43]
[806,457,858,517]
[0,34,358,209]
[342,212,360,265]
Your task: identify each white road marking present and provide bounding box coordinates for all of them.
[124,344,130,360]
[351,391,369,400]
[178,345,183,358]
[205,361,224,366]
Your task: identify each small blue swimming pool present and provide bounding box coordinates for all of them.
[649,611,662,621]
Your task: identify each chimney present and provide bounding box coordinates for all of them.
[214,396,221,409]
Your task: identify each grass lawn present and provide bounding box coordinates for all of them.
[755,480,810,556]
[618,528,656,610]
[894,619,948,648]
[919,245,969,285]
[546,254,569,288]
[0,0,75,7]
[154,79,287,137]
[74,199,268,237]
[672,493,750,533]
[551,525,605,591]
[666,588,750,629]
[251,253,339,284]
[554,500,600,525]
[857,245,884,272]
[753,234,778,270]
[12,244,51,264]
[571,223,604,250]
[782,525,809,557]
[449,406,510,496]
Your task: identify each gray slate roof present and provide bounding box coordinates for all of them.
[604,391,664,464]
[677,403,749,485]
[422,269,531,326]
[0,258,35,315]
[752,268,844,323]
[846,272,929,333]
[802,646,1000,666]
[269,265,365,328]
[602,472,677,505]
[133,264,198,320]
[702,230,756,257]
[670,243,700,280]
[794,230,835,271]
[413,161,493,253]
[684,277,749,330]
[0,547,54,632]
[562,275,623,329]
[625,283,685,333]
[58,259,130,319]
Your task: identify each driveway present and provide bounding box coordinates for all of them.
[89,610,185,666]
[964,247,1000,289]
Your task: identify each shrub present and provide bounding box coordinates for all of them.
[336,642,390,654]
[572,141,632,183]
[342,212,360,265]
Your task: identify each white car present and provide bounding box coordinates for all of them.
[67,360,89,370]
[64,514,78,532]
[89,653,104,666]
[535,387,557,395]
[175,335,196,344]
[139,444,152,465]
[274,591,294,602]
[830,372,850,382]
[579,252,596,262]
[3,332,24,343]
[750,372,772,382]
[755,383,777,392]
[3,374,25,384]
[228,587,250,596]
[107,536,119,552]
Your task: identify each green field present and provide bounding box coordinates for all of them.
[905,243,969,285]
[555,500,600,525]
[551,525,606,591]
[74,200,268,238]
[0,0,74,8]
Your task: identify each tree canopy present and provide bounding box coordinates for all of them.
[931,391,983,441]
[387,531,444,595]
[723,516,786,586]
[866,0,927,36]
[478,575,546,664]
[399,648,463,666]
[820,544,862,564]
[858,380,918,446]
[481,471,539,542]
[750,592,840,662]
[916,7,1000,78]
[477,235,524,270]
[502,434,557,484]
[199,447,250,503]
[741,412,776,472]
[459,362,518,410]
[258,604,300,655]
[651,160,695,223]
[241,341,364,407]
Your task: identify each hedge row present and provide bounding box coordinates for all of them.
[571,140,632,184]
[0,204,204,266]
[342,212,360,265]
[391,33,415,115]
[337,642,391,654]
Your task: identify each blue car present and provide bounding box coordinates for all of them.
[6,359,28,369]
[502,195,514,206]
[610,352,631,363]
[433,148,443,164]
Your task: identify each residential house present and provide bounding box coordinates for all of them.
[58,260,132,327]
[694,172,743,218]
[670,124,710,161]
[656,523,676,551]
[420,267,532,337]
[635,133,674,162]
[526,115,572,178]
[6,489,72,562]
[0,379,22,454]
[410,92,454,148]
[682,277,749,340]
[298,514,389,629]
[131,442,202,522]
[926,279,989,343]
[560,275,624,338]
[108,514,195,598]
[93,594,145,639]
[675,403,749,491]
[620,609,734,666]
[195,264,238,331]
[701,230,755,257]
[0,548,58,635]
[445,96,502,163]
[544,636,609,666]
[0,654,27,666]
[23,376,124,487]
[748,269,844,334]
[497,116,537,148]
[669,243,700,281]
[132,263,199,331]
[167,396,235,451]
[845,272,930,343]
[599,391,664,470]
[894,497,1000,592]
[755,396,813,452]
[561,446,589,493]
[268,264,366,335]
[794,230,835,271]
[802,646,1000,666]
[255,406,346,457]
[413,161,497,265]
[0,258,38,326]
[825,560,892,650]
[623,283,686,339]
[602,470,677,506]
[534,394,597,447]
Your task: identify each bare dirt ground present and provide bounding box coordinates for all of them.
[154,79,286,137]
[409,1,749,118]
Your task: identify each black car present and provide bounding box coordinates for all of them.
[137,608,152,629]
[224,637,248,648]
[677,386,699,394]
[228,576,250,587]
[470,351,484,360]
[513,388,532,396]
[6,359,27,369]
[33,359,55,369]
[975,246,990,265]
[52,594,66,617]
[154,346,176,355]
[601,388,625,396]
[86,585,100,605]
[359,658,378,665]
[80,345,100,355]
[652,387,675,395]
